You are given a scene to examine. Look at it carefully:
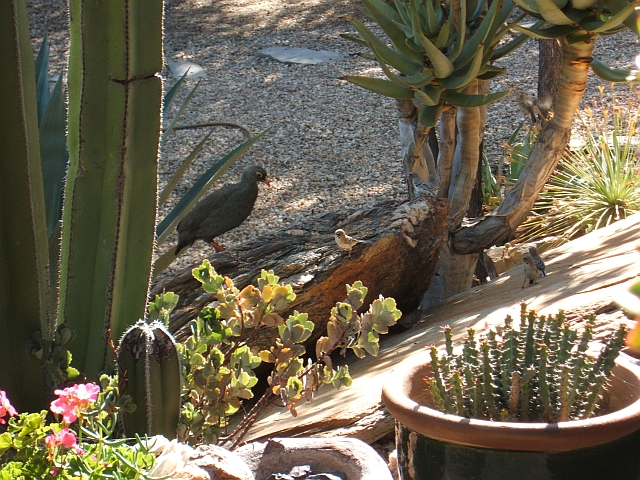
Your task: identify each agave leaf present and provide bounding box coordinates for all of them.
[161,79,201,144]
[423,0,440,35]
[607,0,640,36]
[344,76,425,99]
[156,128,271,245]
[590,0,638,32]
[491,31,532,60]
[512,0,540,14]
[439,44,485,89]
[590,58,640,82]
[436,20,452,49]
[535,0,575,25]
[340,33,369,47]
[413,85,444,106]
[467,0,486,22]
[34,32,50,125]
[367,0,403,22]
[570,0,597,9]
[158,129,215,207]
[394,0,414,30]
[442,88,511,107]
[361,0,424,61]
[477,65,508,79]
[508,22,576,39]
[351,18,422,75]
[162,69,190,124]
[415,33,454,78]
[39,74,68,238]
[418,102,444,128]
[453,0,503,69]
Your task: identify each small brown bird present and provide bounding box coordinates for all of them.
[334,229,364,257]
[175,166,270,255]
[407,172,438,198]
[528,246,547,277]
[522,254,541,288]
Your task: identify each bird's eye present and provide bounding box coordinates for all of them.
[256,172,263,179]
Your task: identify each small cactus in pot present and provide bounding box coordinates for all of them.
[425,303,626,423]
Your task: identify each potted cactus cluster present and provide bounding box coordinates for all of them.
[382,304,640,480]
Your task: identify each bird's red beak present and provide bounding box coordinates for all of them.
[262,177,271,187]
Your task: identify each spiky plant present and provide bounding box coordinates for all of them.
[425,304,626,422]
[518,85,640,245]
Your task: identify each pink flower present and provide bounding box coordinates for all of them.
[45,428,77,449]
[0,390,17,424]
[50,383,100,424]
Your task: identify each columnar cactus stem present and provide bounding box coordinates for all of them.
[60,0,163,379]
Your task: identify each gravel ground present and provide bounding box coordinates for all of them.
[28,0,640,277]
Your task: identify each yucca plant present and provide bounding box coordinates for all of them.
[482,122,534,208]
[518,85,640,245]
[426,304,626,422]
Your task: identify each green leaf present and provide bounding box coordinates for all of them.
[350,18,423,75]
[591,58,640,83]
[158,129,214,207]
[343,76,415,99]
[39,73,68,238]
[442,88,511,107]
[361,0,424,62]
[161,80,201,144]
[34,32,50,125]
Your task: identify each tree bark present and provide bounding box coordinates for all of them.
[538,39,562,109]
[395,99,435,197]
[153,199,449,350]
[451,38,594,254]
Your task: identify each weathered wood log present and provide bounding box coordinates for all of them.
[151,198,449,350]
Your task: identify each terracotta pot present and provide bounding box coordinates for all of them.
[382,354,640,480]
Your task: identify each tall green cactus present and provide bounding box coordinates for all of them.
[59,0,163,379]
[0,0,53,413]
[0,0,164,412]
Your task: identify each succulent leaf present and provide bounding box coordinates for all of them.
[591,58,640,82]
[442,88,511,107]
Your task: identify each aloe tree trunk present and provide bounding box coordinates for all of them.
[60,0,163,379]
[452,38,594,253]
[0,0,52,412]
[396,99,433,198]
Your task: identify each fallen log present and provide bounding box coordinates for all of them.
[151,197,449,350]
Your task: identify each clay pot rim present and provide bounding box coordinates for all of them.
[381,353,640,452]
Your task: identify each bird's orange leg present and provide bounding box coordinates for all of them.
[208,241,226,252]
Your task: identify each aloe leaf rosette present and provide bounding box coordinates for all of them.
[342,0,515,127]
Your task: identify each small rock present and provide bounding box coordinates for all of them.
[167,60,207,79]
[179,444,255,480]
[258,47,345,64]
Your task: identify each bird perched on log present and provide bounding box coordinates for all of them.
[334,229,365,257]
[175,165,270,255]
[407,172,438,198]
[522,254,541,288]
[528,246,547,277]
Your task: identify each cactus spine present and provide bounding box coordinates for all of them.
[118,321,182,439]
[426,304,626,422]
